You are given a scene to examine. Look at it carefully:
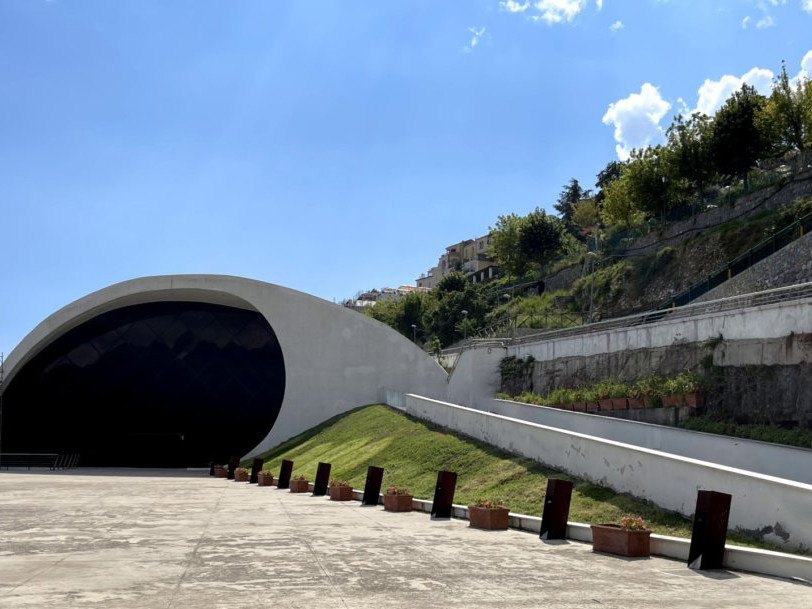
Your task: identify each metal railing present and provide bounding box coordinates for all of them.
[0,453,80,470]
[659,211,812,309]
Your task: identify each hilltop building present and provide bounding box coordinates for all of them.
[416,233,499,289]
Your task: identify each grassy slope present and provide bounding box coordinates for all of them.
[252,404,776,550]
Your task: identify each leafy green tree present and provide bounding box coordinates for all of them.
[554,178,584,233]
[518,208,563,268]
[423,283,487,347]
[436,271,468,293]
[365,292,427,342]
[710,84,768,188]
[489,213,528,282]
[760,61,812,159]
[595,161,624,202]
[571,198,600,231]
[666,112,714,200]
[624,146,672,220]
[599,173,644,228]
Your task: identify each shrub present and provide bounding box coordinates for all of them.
[330,479,352,488]
[619,515,647,530]
[386,486,412,496]
[473,498,508,509]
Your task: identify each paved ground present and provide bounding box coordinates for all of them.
[0,470,809,609]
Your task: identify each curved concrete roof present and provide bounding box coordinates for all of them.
[2,275,449,457]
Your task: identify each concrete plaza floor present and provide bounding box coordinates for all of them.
[0,470,809,609]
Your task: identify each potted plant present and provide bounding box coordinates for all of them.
[597,381,614,411]
[289,474,310,493]
[234,467,250,482]
[661,376,685,407]
[608,382,629,409]
[329,479,354,501]
[213,465,228,478]
[383,486,414,512]
[591,515,651,557]
[637,374,663,408]
[679,371,706,408]
[468,498,510,531]
[627,383,645,409]
[257,470,275,486]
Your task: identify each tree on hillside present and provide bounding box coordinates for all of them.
[423,283,487,347]
[595,161,623,202]
[436,271,468,293]
[760,62,812,160]
[366,292,428,342]
[624,146,672,221]
[572,198,600,231]
[554,178,584,234]
[666,112,714,200]
[518,208,563,268]
[489,213,528,282]
[599,173,644,228]
[710,84,769,188]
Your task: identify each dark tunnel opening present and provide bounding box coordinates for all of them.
[1,301,286,467]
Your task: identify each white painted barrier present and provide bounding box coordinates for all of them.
[401,393,812,552]
[489,398,812,485]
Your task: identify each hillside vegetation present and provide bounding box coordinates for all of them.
[252,404,784,551]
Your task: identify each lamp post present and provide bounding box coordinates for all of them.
[587,252,597,324]
[411,324,417,343]
[461,310,468,341]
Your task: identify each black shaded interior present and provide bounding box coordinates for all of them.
[1,301,286,467]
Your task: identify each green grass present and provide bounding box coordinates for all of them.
[680,415,812,450]
[251,404,789,551]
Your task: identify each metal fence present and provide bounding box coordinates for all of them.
[659,211,812,309]
[0,453,80,470]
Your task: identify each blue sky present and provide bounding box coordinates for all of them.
[1,0,811,355]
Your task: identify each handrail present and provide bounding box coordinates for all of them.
[658,209,812,309]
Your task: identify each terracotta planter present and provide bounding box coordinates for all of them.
[213,466,228,478]
[383,494,413,512]
[329,485,354,501]
[627,397,645,409]
[591,524,651,557]
[662,394,684,407]
[468,505,510,530]
[684,392,706,408]
[289,479,310,493]
[586,401,600,413]
[572,402,587,412]
[257,472,275,487]
[598,398,613,411]
[234,468,250,482]
[611,398,629,410]
[644,397,658,409]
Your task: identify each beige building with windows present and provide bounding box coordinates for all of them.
[416,233,497,289]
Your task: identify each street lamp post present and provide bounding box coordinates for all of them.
[587,252,597,324]
[411,324,417,343]
[461,310,468,341]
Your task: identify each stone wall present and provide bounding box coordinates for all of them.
[695,232,812,302]
[619,170,812,257]
[543,261,584,292]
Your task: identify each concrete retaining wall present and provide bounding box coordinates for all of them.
[696,231,812,303]
[400,393,812,551]
[488,398,812,484]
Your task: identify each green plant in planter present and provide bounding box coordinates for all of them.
[619,514,647,530]
[472,498,508,509]
[329,478,352,488]
[386,486,412,496]
[292,474,307,482]
[608,382,629,399]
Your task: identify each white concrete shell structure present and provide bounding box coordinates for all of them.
[1,275,449,459]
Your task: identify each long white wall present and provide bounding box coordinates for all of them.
[489,398,812,485]
[507,297,812,365]
[399,393,812,552]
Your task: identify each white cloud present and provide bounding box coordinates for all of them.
[499,0,530,12]
[463,26,486,53]
[803,0,812,13]
[742,15,751,28]
[609,19,623,31]
[694,67,774,115]
[801,50,812,77]
[596,0,603,9]
[530,0,587,24]
[602,83,671,160]
[756,14,775,27]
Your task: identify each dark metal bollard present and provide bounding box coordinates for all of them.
[430,470,457,519]
[209,461,216,477]
[250,458,264,484]
[362,466,384,506]
[688,490,732,570]
[227,456,239,480]
[277,459,294,489]
[313,462,332,496]
[540,479,573,540]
